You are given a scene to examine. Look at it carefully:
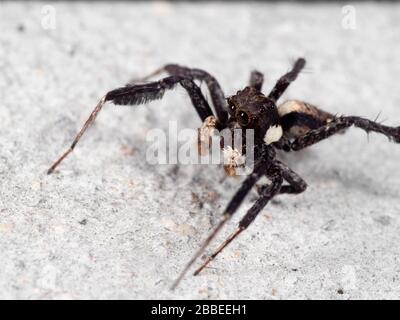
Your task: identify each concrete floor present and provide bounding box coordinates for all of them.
[0,2,400,299]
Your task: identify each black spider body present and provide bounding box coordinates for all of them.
[48,58,400,289]
[227,86,281,144]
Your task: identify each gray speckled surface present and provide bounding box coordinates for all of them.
[0,2,400,299]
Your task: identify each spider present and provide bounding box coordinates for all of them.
[47,58,400,290]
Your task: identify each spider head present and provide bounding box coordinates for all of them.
[226,87,282,145]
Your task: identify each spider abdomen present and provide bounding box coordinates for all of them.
[278,100,334,138]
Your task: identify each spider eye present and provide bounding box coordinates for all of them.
[236,111,250,126]
[227,98,237,114]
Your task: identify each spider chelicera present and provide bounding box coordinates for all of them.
[48,58,400,289]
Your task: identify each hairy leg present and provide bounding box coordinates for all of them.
[257,160,307,195]
[290,116,400,151]
[268,58,306,102]
[130,64,229,124]
[48,76,215,174]
[171,161,268,289]
[249,70,264,92]
[193,166,283,275]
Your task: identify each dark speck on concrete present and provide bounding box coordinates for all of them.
[374,215,391,226]
[17,24,25,32]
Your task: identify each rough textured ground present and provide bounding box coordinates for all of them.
[0,2,400,300]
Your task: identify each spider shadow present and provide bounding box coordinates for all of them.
[277,148,398,199]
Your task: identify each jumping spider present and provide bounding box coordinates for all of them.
[48,58,400,289]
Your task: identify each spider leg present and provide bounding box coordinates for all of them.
[171,162,267,290]
[47,95,107,174]
[130,64,229,124]
[48,76,215,174]
[249,70,264,92]
[193,167,283,276]
[290,116,400,151]
[268,58,306,102]
[258,160,307,195]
